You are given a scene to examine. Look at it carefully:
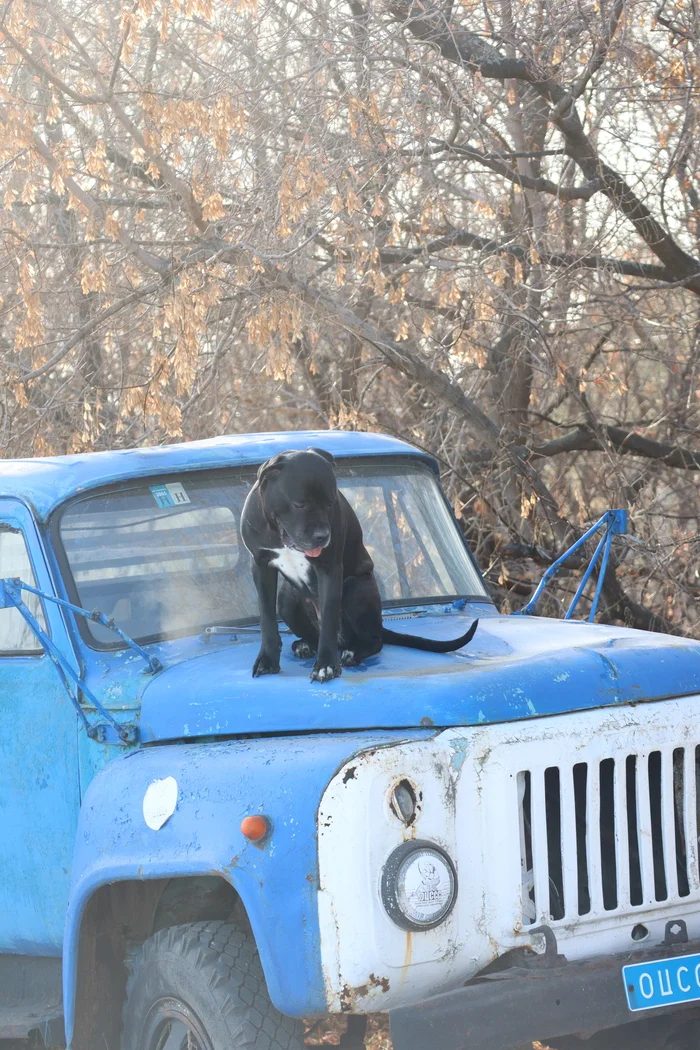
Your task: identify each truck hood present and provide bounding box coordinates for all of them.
[138,612,700,742]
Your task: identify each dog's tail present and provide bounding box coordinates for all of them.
[381,619,478,653]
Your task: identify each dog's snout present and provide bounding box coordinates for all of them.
[311,528,330,547]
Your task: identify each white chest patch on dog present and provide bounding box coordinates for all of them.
[268,547,312,589]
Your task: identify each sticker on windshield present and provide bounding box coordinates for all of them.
[150,482,191,508]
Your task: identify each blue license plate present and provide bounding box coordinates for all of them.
[624,951,700,1011]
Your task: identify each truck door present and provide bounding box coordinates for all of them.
[0,499,80,954]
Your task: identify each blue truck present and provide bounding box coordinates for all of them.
[2,430,700,1050]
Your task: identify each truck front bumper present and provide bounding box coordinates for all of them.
[390,938,700,1050]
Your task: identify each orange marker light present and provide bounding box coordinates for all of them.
[241,814,270,841]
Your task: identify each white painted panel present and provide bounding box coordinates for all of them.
[559,765,579,920]
[317,695,700,1013]
[661,749,679,900]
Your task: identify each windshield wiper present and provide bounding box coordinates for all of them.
[202,623,291,643]
[0,577,162,744]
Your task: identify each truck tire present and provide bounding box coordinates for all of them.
[120,919,305,1050]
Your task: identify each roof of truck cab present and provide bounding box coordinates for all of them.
[0,430,434,521]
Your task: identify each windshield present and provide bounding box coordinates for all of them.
[58,460,487,646]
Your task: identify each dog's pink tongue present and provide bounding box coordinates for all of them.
[304,547,323,558]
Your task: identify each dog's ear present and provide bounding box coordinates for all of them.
[257,452,288,484]
[308,447,335,466]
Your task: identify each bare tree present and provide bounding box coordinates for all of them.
[1,0,700,630]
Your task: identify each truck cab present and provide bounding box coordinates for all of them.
[2,430,700,1050]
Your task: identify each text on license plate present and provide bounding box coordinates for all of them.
[624,951,700,1011]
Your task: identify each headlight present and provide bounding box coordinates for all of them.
[381,840,457,931]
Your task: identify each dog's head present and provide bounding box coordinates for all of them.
[257,447,337,556]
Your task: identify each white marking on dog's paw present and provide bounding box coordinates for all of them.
[311,665,340,683]
[341,649,356,667]
[292,640,317,659]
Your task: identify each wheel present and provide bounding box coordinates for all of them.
[121,920,305,1050]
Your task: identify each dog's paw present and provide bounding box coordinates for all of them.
[310,663,341,683]
[341,649,360,667]
[252,651,281,677]
[292,639,317,659]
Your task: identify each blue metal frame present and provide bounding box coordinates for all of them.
[0,577,161,743]
[515,509,628,621]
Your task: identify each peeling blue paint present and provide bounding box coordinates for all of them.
[448,738,471,773]
[126,615,700,741]
[64,730,432,1041]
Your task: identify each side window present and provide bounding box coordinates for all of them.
[0,526,46,654]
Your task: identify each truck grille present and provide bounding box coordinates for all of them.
[518,747,700,923]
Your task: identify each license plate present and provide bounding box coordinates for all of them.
[624,951,700,1011]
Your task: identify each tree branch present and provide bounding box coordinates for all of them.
[531,425,700,470]
[378,227,679,282]
[0,98,171,275]
[271,269,569,541]
[0,22,107,103]
[459,425,700,471]
[15,279,167,383]
[390,0,700,293]
[572,0,626,99]
[435,140,602,200]
[22,5,204,228]
[601,562,684,635]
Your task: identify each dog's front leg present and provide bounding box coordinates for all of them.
[311,564,343,683]
[252,560,282,677]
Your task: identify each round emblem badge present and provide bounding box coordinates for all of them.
[381,840,457,930]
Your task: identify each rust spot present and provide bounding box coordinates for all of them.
[369,973,390,993]
[477,746,493,767]
[229,854,240,867]
[401,931,413,980]
[343,766,357,783]
[340,973,390,1007]
[420,715,434,727]
[402,821,417,841]
[306,873,316,882]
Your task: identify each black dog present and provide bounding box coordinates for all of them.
[241,447,478,682]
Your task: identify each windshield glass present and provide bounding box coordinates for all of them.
[58,460,487,646]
